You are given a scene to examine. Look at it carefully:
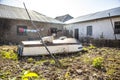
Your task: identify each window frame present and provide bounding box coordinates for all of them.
[50,28,57,34]
[17,25,27,36]
[114,21,120,34]
[87,26,92,36]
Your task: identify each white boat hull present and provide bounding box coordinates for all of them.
[18,37,82,56]
[21,44,82,56]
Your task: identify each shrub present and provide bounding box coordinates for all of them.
[0,50,18,60]
[92,57,103,68]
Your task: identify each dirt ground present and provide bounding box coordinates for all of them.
[0,45,120,80]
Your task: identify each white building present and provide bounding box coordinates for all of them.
[64,7,120,40]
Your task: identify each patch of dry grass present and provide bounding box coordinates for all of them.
[0,45,120,80]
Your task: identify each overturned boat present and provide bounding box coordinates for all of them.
[18,36,82,56]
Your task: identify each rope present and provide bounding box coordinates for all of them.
[23,2,61,67]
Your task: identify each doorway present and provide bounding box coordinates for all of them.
[74,29,79,40]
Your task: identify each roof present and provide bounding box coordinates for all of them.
[65,7,120,24]
[0,4,63,24]
[55,14,73,22]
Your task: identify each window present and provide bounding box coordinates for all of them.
[50,28,57,34]
[17,25,27,36]
[114,21,120,34]
[87,26,92,36]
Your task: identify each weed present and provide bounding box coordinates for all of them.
[27,58,34,63]
[82,47,89,52]
[35,59,47,65]
[92,57,103,68]
[83,57,92,64]
[89,44,96,49]
[65,71,71,80]
[0,70,11,79]
[82,44,96,52]
[0,50,18,60]
[107,69,115,75]
[21,70,39,80]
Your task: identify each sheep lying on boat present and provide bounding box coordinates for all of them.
[18,36,82,56]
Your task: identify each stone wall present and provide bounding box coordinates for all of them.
[0,18,63,44]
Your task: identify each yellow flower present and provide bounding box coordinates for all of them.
[22,71,39,80]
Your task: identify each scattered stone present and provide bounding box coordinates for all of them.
[76,69,83,75]
[43,61,50,66]
[0,46,120,80]
[30,65,40,72]
[23,63,33,70]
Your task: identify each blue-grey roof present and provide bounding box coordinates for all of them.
[55,14,73,22]
[65,7,120,24]
[0,4,63,24]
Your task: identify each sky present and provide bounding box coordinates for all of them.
[0,0,120,18]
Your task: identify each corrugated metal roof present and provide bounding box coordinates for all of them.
[65,7,120,24]
[55,14,73,22]
[0,4,63,24]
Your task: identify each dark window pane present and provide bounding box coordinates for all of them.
[50,28,57,34]
[87,26,92,36]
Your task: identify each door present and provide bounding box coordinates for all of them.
[74,29,79,40]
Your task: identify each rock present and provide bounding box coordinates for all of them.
[30,65,40,72]
[43,61,50,66]
[89,76,94,80]
[85,68,89,72]
[101,67,106,72]
[76,69,83,75]
[23,63,33,69]
[93,73,98,78]
[1,48,9,51]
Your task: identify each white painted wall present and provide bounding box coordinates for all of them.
[64,17,120,40]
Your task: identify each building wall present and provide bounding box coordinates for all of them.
[0,19,63,43]
[64,17,120,40]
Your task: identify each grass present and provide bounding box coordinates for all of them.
[0,45,120,80]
